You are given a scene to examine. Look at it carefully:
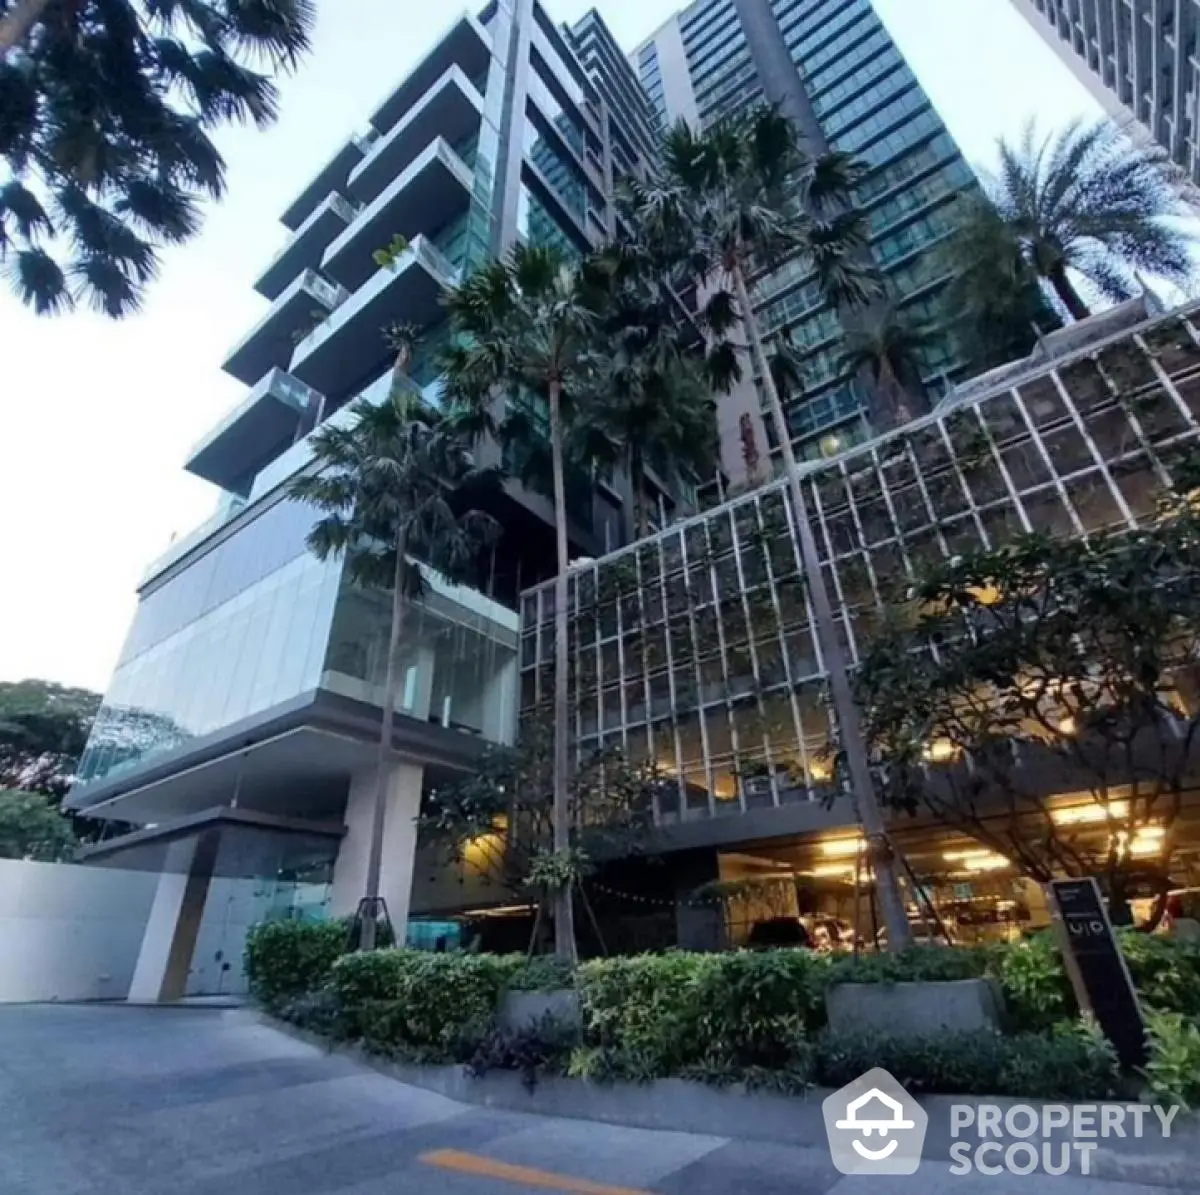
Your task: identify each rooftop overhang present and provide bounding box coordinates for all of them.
[76,806,346,874]
[349,66,482,206]
[290,237,458,395]
[184,368,318,492]
[255,192,357,300]
[323,141,473,291]
[281,138,366,232]
[66,688,490,823]
[368,14,491,135]
[222,270,349,386]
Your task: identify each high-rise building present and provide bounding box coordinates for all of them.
[1011,0,1200,203]
[62,2,665,1000]
[634,0,981,460]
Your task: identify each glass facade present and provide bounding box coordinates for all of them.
[520,307,1200,825]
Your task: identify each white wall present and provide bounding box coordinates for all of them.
[0,858,159,1003]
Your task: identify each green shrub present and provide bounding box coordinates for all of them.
[505,956,576,992]
[467,1013,578,1090]
[277,987,346,1038]
[814,1023,1119,1100]
[331,949,522,1052]
[1142,1012,1200,1108]
[577,949,824,1079]
[244,919,349,1012]
[826,945,989,986]
[1117,931,1200,1018]
[988,932,1075,1032]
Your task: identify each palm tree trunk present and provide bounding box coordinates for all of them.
[879,358,909,428]
[547,381,577,962]
[731,261,912,952]
[0,0,52,54]
[1046,263,1091,322]
[360,542,407,951]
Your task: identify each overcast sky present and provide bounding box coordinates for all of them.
[0,0,1100,694]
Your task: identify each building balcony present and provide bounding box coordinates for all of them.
[347,65,483,206]
[280,130,376,232]
[322,139,473,291]
[184,369,322,494]
[290,236,460,396]
[222,269,349,386]
[255,192,359,301]
[367,13,490,136]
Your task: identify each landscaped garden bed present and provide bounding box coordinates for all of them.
[244,920,1200,1105]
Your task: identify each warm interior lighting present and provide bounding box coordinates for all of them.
[922,737,958,763]
[943,847,1010,872]
[1052,800,1129,826]
[462,831,505,869]
[1057,715,1078,736]
[1113,825,1166,858]
[808,758,833,782]
[820,836,866,858]
[967,583,1003,606]
[819,434,842,458]
[806,863,856,879]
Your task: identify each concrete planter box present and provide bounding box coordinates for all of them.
[826,977,1004,1036]
[499,988,580,1031]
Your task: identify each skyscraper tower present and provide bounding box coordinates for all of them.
[634,0,981,460]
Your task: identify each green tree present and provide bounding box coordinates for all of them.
[980,118,1192,321]
[629,105,912,947]
[0,789,76,860]
[441,243,606,961]
[0,0,315,316]
[839,303,936,426]
[936,196,1062,371]
[287,387,500,950]
[0,679,100,798]
[854,477,1200,924]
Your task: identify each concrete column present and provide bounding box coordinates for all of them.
[479,654,518,743]
[128,832,219,1003]
[331,760,424,934]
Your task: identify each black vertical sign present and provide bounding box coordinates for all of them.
[1048,877,1147,1069]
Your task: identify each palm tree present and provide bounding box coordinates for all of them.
[982,118,1192,321]
[0,0,314,316]
[630,105,914,949]
[936,197,1063,370]
[839,305,935,427]
[440,243,605,961]
[288,391,500,950]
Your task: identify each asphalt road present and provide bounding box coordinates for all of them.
[0,1005,1181,1195]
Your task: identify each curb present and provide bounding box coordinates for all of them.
[250,1011,1197,1189]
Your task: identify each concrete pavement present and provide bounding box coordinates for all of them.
[0,1005,1184,1195]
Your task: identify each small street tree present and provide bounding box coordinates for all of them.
[0,0,315,315]
[418,725,662,953]
[629,104,913,947]
[288,386,500,950]
[855,477,1200,923]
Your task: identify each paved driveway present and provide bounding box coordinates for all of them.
[0,1005,1181,1195]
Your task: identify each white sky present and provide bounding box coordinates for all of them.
[0,0,1100,694]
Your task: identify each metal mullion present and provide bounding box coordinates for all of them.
[704,510,751,813]
[728,496,786,807]
[837,461,888,618]
[932,420,991,546]
[872,446,922,584]
[1009,385,1088,536]
[751,490,814,796]
[631,549,659,822]
[656,535,686,817]
[677,528,717,819]
[1134,332,1200,431]
[808,471,862,668]
[1049,368,1137,528]
[960,404,1035,533]
[1092,358,1174,488]
[901,439,952,559]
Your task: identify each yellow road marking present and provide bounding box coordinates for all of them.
[418,1148,652,1195]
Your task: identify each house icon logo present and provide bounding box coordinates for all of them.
[821,1066,928,1175]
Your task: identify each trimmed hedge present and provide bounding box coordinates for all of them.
[244,919,348,1012]
[329,949,523,1051]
